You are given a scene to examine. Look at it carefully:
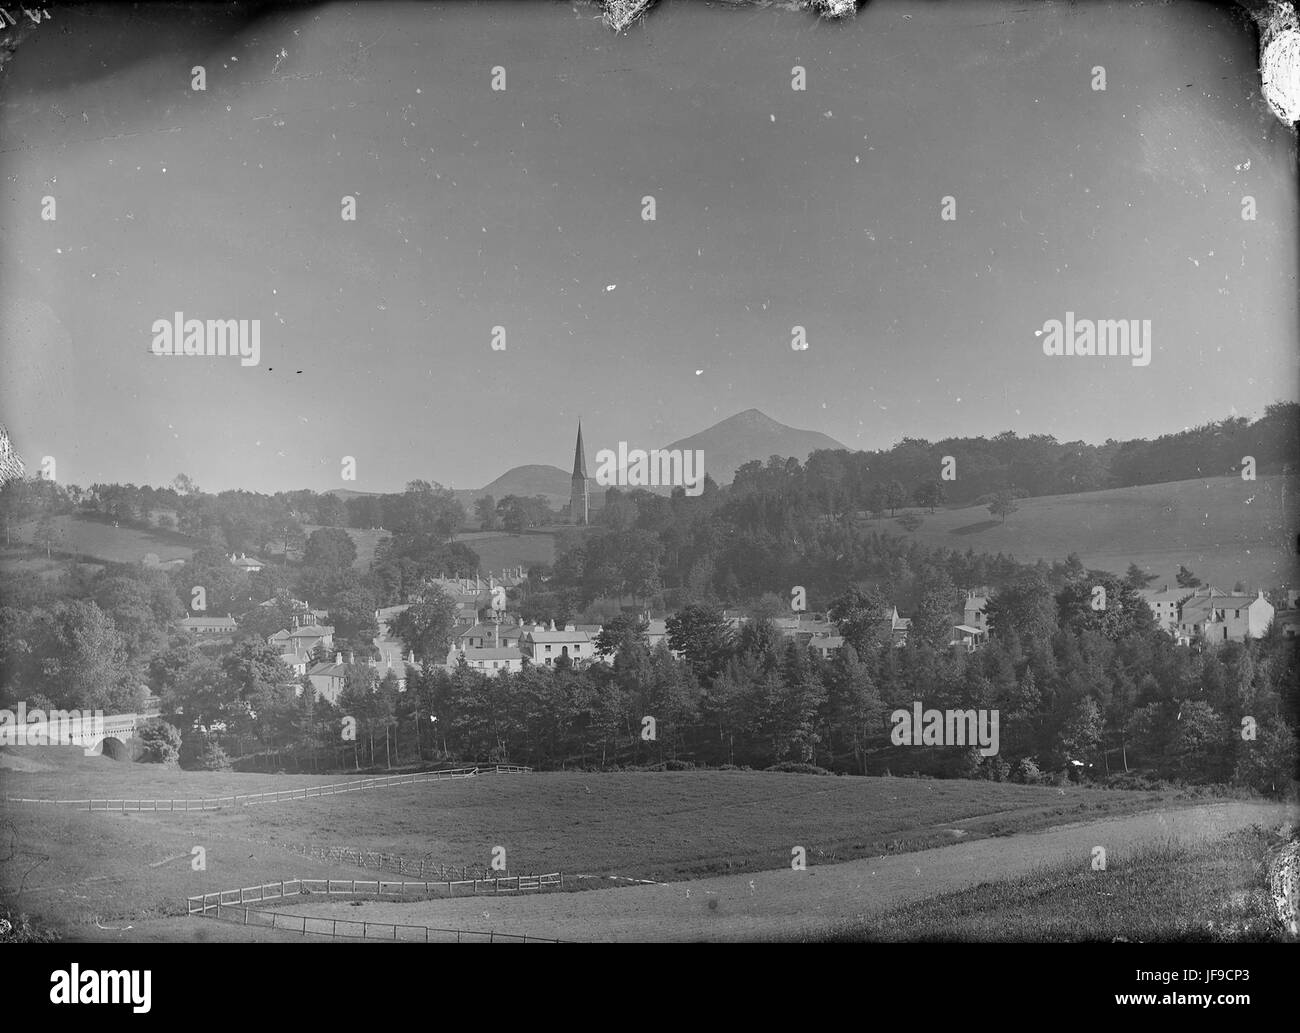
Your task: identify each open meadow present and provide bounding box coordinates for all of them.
[6,745,1285,943]
[881,474,1298,589]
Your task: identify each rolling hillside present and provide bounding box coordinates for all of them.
[883,474,1298,589]
[6,515,194,568]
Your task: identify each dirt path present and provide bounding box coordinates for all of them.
[276,801,1295,942]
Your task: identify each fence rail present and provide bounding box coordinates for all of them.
[186,876,565,942]
[2,765,531,811]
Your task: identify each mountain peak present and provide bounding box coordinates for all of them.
[663,410,846,485]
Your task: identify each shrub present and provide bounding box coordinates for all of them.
[137,720,182,765]
[765,761,833,776]
[181,731,231,771]
[1013,758,1043,784]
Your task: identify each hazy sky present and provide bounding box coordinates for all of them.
[1,0,1296,493]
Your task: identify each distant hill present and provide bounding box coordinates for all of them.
[661,409,847,486]
[456,464,573,509]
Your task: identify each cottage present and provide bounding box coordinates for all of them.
[177,614,238,635]
[228,553,265,572]
[963,590,990,633]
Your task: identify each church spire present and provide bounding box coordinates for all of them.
[569,422,589,525]
[572,421,587,480]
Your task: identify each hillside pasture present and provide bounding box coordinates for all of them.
[10,515,194,566]
[879,474,1298,589]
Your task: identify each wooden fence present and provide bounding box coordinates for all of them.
[2,764,532,811]
[186,876,565,942]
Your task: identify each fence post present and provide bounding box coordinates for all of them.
[490,930,494,943]
[363,922,367,939]
[333,918,337,938]
[280,879,285,899]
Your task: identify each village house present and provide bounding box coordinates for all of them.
[177,614,238,635]
[228,553,265,572]
[949,624,987,652]
[1175,588,1274,645]
[963,590,990,633]
[306,655,348,703]
[523,622,596,667]
[306,652,413,703]
[454,619,528,651]
[1137,585,1192,634]
[809,634,845,660]
[279,654,308,677]
[446,644,527,676]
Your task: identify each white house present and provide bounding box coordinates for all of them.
[1137,585,1192,634]
[523,622,596,667]
[447,645,527,676]
[1175,589,1274,645]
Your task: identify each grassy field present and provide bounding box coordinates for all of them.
[805,824,1297,943]
[452,530,555,572]
[880,474,1297,589]
[7,515,194,568]
[288,525,556,573]
[1,743,1212,942]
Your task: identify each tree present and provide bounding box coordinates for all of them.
[866,485,886,520]
[984,573,1057,642]
[1123,562,1158,591]
[474,494,500,531]
[594,613,650,660]
[911,570,957,647]
[388,586,458,662]
[987,490,1018,525]
[172,473,199,496]
[913,481,945,513]
[828,586,891,656]
[665,605,731,683]
[33,513,60,558]
[328,586,380,655]
[137,720,183,764]
[1175,565,1202,589]
[270,518,306,559]
[883,480,907,517]
[303,527,357,570]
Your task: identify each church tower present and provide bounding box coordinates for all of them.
[569,422,589,525]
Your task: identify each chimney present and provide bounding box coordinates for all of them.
[565,623,575,633]
[348,651,355,664]
[408,650,415,663]
[334,652,342,665]
[549,619,556,632]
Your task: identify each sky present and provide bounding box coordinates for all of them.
[1,0,1296,494]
